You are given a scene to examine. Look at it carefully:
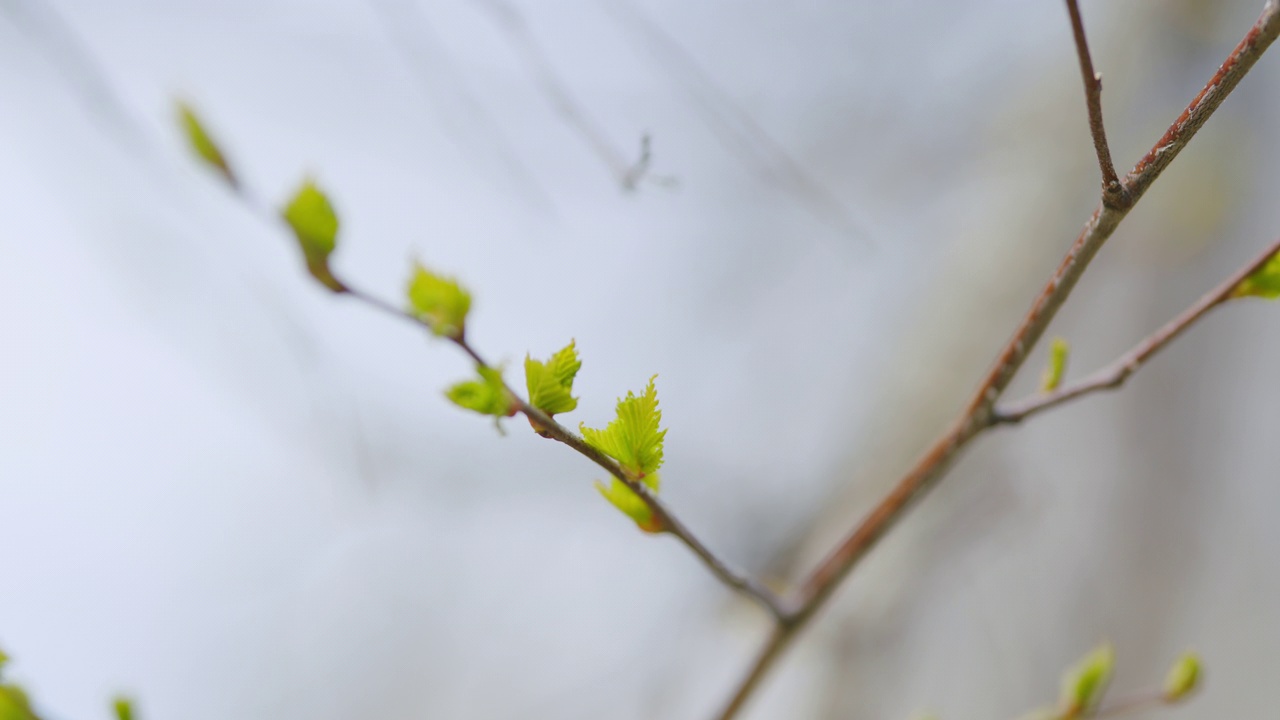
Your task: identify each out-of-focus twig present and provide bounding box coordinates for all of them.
[475,0,661,191]
[602,0,871,246]
[368,0,555,211]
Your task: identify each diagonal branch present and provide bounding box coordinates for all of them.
[715,2,1280,717]
[1065,0,1126,207]
[343,277,791,622]
[993,236,1280,424]
[226,180,789,622]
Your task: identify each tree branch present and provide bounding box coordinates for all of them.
[715,2,1280,716]
[226,181,790,622]
[1065,0,1126,207]
[339,287,791,622]
[995,237,1280,425]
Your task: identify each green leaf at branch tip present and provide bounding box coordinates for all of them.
[1163,652,1201,702]
[0,684,35,720]
[176,101,236,187]
[525,341,582,416]
[595,473,662,533]
[112,697,135,720]
[1233,249,1280,299]
[406,262,472,339]
[1059,643,1114,717]
[281,179,346,292]
[1041,337,1069,392]
[446,366,515,419]
[579,375,666,477]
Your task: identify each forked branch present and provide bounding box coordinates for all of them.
[716,3,1280,717]
[1065,0,1126,207]
[996,237,1280,425]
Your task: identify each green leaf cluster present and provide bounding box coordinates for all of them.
[176,102,235,187]
[581,376,666,531]
[1041,337,1069,392]
[525,341,581,416]
[447,366,514,418]
[406,262,471,339]
[281,179,345,292]
[1234,250,1280,299]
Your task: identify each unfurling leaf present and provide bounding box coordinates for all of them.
[446,366,515,418]
[1163,652,1201,702]
[580,376,665,477]
[406,262,471,339]
[176,102,236,187]
[1041,337,1069,392]
[281,179,345,292]
[595,473,661,533]
[525,341,582,416]
[1233,250,1280,299]
[112,697,135,720]
[1059,643,1114,717]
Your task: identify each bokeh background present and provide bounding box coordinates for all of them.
[2,0,1278,718]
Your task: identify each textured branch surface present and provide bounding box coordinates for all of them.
[716,3,1280,717]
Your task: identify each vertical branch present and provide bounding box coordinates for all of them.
[1065,0,1127,207]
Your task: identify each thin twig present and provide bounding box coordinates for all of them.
[716,3,1280,716]
[343,285,790,620]
[1065,0,1126,207]
[226,173,789,621]
[1091,690,1174,718]
[995,237,1280,425]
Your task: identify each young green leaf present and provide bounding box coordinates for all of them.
[525,341,582,416]
[446,366,515,418]
[281,179,345,292]
[0,685,35,720]
[406,262,472,339]
[580,376,665,477]
[1162,652,1201,702]
[1041,337,1069,392]
[176,101,236,187]
[595,473,661,533]
[112,697,135,720]
[1059,643,1114,717]
[1233,249,1280,299]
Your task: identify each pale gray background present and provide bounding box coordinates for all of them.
[1,1,1277,718]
